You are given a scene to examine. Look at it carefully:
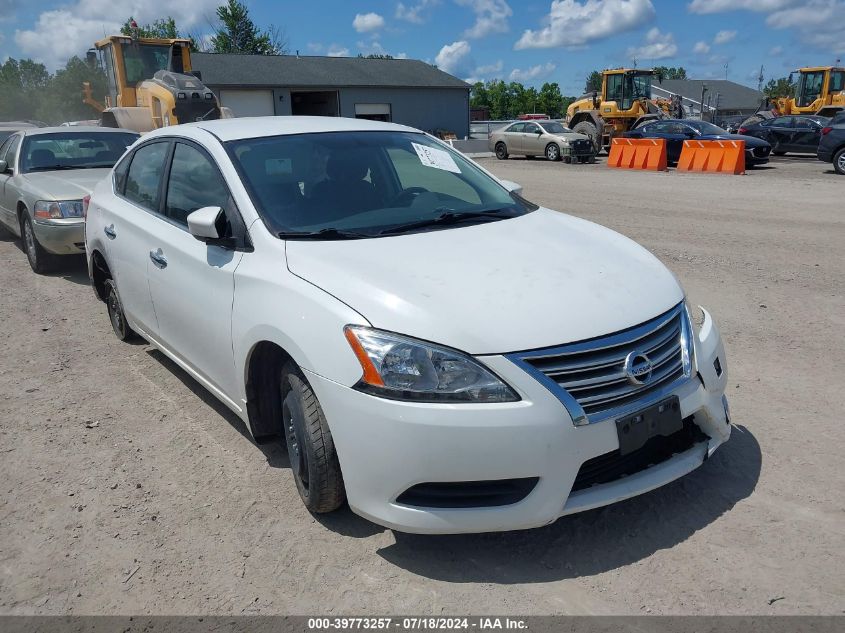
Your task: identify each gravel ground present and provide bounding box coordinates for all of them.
[0,156,843,616]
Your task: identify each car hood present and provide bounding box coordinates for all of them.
[285,209,684,355]
[701,133,769,147]
[22,168,111,200]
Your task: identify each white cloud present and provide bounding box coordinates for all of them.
[395,52,409,59]
[456,0,512,38]
[353,12,385,33]
[713,29,736,44]
[509,62,556,82]
[769,45,783,56]
[693,41,710,54]
[396,0,439,23]
[14,0,218,70]
[765,1,845,51]
[515,0,655,49]
[435,40,474,75]
[626,27,677,60]
[688,0,790,12]
[475,60,503,75]
[327,44,350,57]
[689,0,845,54]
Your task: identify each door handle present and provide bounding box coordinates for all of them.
[104,224,116,239]
[149,248,167,268]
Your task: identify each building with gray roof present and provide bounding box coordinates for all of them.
[191,53,471,138]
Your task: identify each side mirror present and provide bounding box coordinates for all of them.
[189,70,203,81]
[187,206,224,241]
[500,179,523,196]
[0,160,7,173]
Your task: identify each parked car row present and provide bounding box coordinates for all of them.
[0,115,732,534]
[625,119,772,166]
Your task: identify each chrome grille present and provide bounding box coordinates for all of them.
[507,303,692,426]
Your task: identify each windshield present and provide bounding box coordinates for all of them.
[227,131,533,238]
[622,73,652,109]
[687,121,728,135]
[123,44,171,84]
[539,121,571,134]
[21,132,138,173]
[796,71,825,108]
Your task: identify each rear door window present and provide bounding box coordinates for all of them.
[124,142,170,212]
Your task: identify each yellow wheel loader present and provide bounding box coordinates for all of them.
[745,66,845,125]
[565,68,679,153]
[83,33,231,133]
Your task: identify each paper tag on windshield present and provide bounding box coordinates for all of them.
[412,143,461,174]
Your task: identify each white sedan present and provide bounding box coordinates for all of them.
[85,116,731,534]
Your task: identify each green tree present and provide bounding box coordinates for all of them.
[0,58,50,121]
[357,53,394,59]
[536,82,564,118]
[487,80,511,120]
[470,81,490,110]
[210,0,286,55]
[584,70,602,94]
[653,66,687,80]
[36,56,108,124]
[121,16,182,39]
[764,76,795,98]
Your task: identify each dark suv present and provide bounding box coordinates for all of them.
[817,111,845,175]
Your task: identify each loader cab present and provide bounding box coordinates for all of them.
[95,36,193,108]
[794,70,826,108]
[604,70,654,113]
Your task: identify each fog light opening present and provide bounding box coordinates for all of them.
[713,356,722,377]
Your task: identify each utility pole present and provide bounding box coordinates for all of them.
[700,83,708,119]
[724,62,729,80]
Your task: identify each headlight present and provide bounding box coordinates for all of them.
[34,200,84,220]
[559,138,570,146]
[344,326,519,403]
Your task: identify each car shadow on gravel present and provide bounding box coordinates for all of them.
[2,230,89,285]
[145,348,289,470]
[376,425,761,583]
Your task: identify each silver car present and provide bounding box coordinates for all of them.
[0,126,138,273]
[489,120,596,163]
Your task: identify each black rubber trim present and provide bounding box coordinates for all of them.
[396,477,539,509]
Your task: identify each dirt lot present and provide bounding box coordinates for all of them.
[1,156,843,616]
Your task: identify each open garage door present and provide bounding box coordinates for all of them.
[218,90,275,117]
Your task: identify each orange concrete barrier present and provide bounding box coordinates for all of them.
[607,138,667,171]
[677,140,746,175]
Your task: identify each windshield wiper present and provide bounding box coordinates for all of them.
[277,227,372,240]
[26,165,79,172]
[378,208,517,235]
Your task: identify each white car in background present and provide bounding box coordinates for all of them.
[85,116,731,534]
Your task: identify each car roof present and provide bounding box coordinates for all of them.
[20,126,138,136]
[147,116,421,143]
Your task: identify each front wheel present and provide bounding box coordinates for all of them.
[20,213,55,274]
[495,142,508,160]
[572,121,601,154]
[545,143,561,161]
[834,148,845,175]
[281,363,345,514]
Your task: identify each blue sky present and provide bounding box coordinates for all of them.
[1,0,843,95]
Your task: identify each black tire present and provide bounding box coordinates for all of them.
[563,155,572,164]
[834,147,845,175]
[545,143,561,161]
[20,212,56,274]
[495,142,508,160]
[281,363,345,513]
[773,151,786,156]
[104,278,137,341]
[572,121,601,154]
